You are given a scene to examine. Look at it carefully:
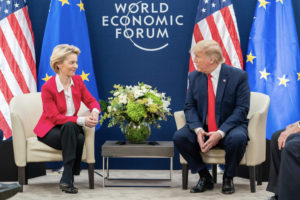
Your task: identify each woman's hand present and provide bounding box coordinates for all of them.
[84,115,98,128]
[89,111,99,122]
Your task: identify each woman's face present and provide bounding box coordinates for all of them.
[57,53,78,78]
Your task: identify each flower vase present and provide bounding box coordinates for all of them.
[123,122,150,144]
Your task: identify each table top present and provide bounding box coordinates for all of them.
[102,140,174,157]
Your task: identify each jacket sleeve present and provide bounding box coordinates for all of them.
[184,74,203,130]
[42,85,78,125]
[219,72,250,133]
[78,78,101,112]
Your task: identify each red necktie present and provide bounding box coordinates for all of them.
[207,74,218,132]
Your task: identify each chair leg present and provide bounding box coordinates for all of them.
[212,164,217,184]
[88,163,94,189]
[249,166,256,193]
[256,164,262,185]
[182,163,188,190]
[18,167,25,192]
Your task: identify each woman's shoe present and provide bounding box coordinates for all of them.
[59,182,78,194]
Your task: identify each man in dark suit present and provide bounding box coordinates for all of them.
[173,40,250,194]
[267,120,300,200]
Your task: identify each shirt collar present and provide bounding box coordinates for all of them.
[55,75,74,93]
[210,63,222,79]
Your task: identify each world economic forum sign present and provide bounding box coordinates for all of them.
[101,1,184,51]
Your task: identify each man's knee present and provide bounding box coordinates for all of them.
[173,130,185,146]
[284,138,300,154]
[227,132,247,148]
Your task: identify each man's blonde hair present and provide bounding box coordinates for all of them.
[50,44,80,73]
[191,40,225,64]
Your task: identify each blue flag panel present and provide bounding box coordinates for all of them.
[37,0,99,101]
[245,0,300,139]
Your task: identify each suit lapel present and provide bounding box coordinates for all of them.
[215,64,228,125]
[199,73,208,125]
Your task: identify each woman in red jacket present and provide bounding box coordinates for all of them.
[34,44,100,194]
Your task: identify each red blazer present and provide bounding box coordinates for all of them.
[34,75,100,138]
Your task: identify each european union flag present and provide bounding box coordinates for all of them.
[245,0,300,139]
[38,0,99,101]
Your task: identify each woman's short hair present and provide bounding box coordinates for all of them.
[191,40,225,64]
[50,44,80,73]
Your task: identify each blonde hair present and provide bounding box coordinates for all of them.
[191,40,225,64]
[50,44,80,73]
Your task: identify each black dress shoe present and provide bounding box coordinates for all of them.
[59,182,78,194]
[268,195,278,200]
[222,177,235,194]
[190,176,214,193]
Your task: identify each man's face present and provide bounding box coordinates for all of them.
[193,51,216,74]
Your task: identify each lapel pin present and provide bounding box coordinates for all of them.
[223,79,226,82]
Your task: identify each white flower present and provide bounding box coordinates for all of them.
[118,94,127,104]
[147,98,153,105]
[113,91,120,96]
[108,106,111,112]
[154,93,160,97]
[163,100,171,112]
[113,107,117,112]
[134,90,144,99]
[141,88,148,94]
[143,84,151,89]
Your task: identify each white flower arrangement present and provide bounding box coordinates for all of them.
[100,83,172,130]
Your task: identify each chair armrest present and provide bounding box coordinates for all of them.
[83,126,95,163]
[10,113,27,167]
[174,111,186,130]
[245,112,267,166]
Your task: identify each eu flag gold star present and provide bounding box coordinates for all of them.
[42,73,52,82]
[246,52,256,64]
[258,0,270,9]
[81,70,90,81]
[297,72,300,81]
[59,0,70,6]
[276,0,283,4]
[259,68,270,80]
[77,0,85,11]
[278,75,290,87]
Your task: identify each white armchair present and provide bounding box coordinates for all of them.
[9,92,96,191]
[174,92,270,192]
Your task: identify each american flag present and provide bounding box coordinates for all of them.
[189,0,243,72]
[0,0,36,139]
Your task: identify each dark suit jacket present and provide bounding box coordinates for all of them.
[184,63,250,134]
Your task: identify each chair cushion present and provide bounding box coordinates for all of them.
[26,137,87,162]
[200,149,226,164]
[180,148,246,165]
[26,137,62,162]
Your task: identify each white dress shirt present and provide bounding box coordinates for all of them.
[194,64,225,138]
[56,75,99,127]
